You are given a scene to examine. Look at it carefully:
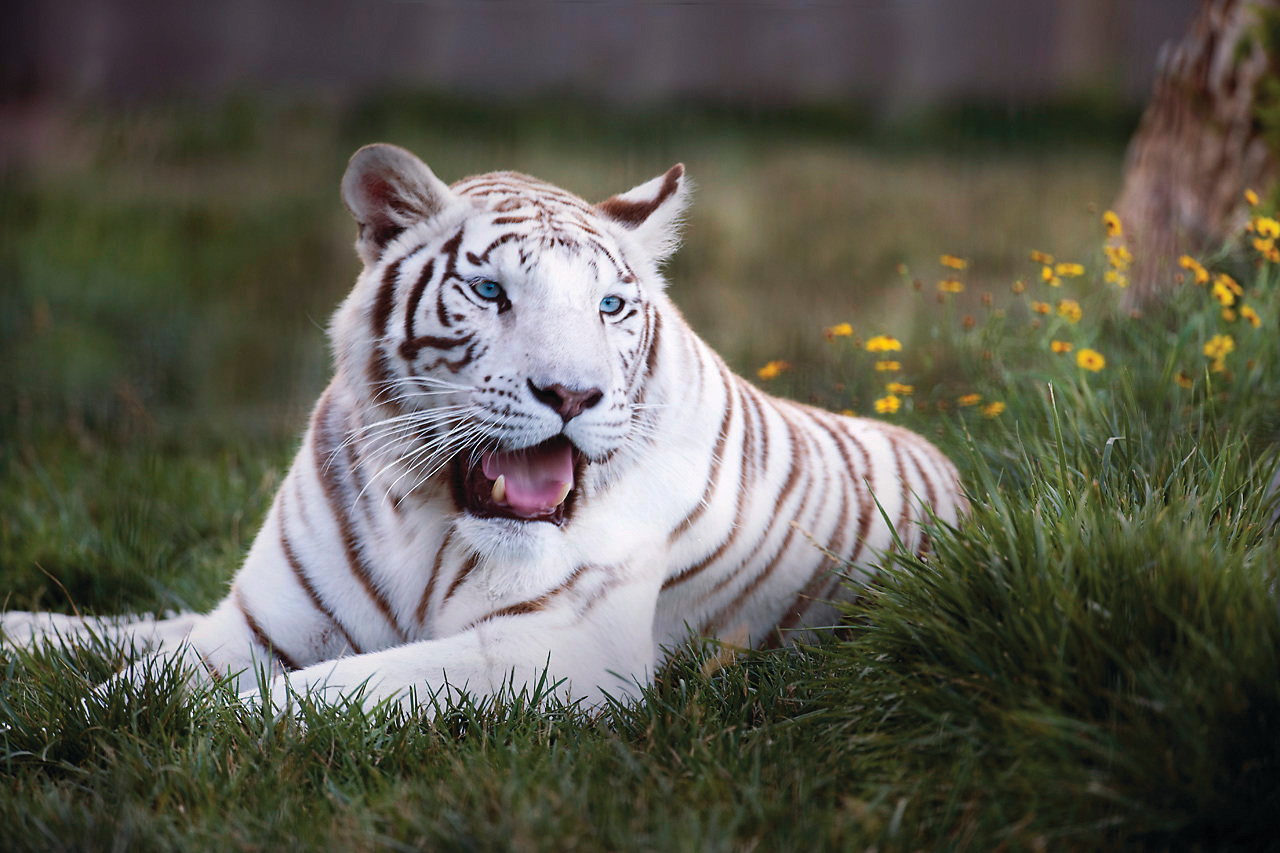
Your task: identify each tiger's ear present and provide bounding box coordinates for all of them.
[596,164,690,263]
[342,144,457,266]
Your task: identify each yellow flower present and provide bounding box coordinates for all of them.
[841,408,856,417]
[1175,371,1193,389]
[940,254,968,270]
[1104,245,1132,271]
[1104,270,1129,288]
[1030,250,1055,265]
[886,382,914,395]
[1050,340,1073,353]
[1246,188,1260,207]
[1011,279,1026,294]
[1253,236,1275,257]
[875,360,901,372]
[957,393,982,407]
[1256,216,1280,239]
[1054,262,1085,278]
[1057,299,1083,323]
[756,360,790,380]
[1211,280,1236,307]
[1076,348,1105,372]
[1222,308,1238,322]
[1211,358,1227,374]
[1041,266,1061,286]
[938,278,965,293]
[982,401,1006,419]
[1215,273,1243,295]
[824,321,853,341]
[865,335,903,353]
[874,394,901,414]
[1242,305,1261,328]
[1031,300,1051,315]
[1102,210,1123,237]
[1179,255,1211,285]
[1203,334,1235,360]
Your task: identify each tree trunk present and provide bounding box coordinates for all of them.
[1114,0,1278,307]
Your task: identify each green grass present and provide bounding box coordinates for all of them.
[3,96,1279,850]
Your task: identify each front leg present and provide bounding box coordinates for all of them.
[245,573,660,716]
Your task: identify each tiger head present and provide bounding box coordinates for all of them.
[330,143,689,536]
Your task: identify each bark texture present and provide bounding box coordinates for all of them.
[1114,0,1278,307]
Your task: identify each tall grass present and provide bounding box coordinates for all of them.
[2,97,1278,849]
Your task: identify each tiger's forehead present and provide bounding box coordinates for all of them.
[451,171,635,279]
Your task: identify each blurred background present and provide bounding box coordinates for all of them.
[0,1,1200,608]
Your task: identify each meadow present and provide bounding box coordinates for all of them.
[1,96,1278,850]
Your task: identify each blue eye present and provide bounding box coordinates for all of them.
[600,295,624,315]
[471,279,505,301]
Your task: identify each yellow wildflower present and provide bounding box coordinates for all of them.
[824,321,853,341]
[1102,210,1123,237]
[957,393,982,407]
[1246,188,1260,207]
[1211,280,1236,307]
[1057,299,1083,323]
[841,408,856,417]
[1031,300,1051,315]
[875,360,901,372]
[938,278,965,293]
[1011,279,1026,294]
[1050,340,1073,353]
[1222,308,1238,322]
[756,360,790,380]
[1256,216,1280,239]
[1054,262,1085,278]
[1030,250,1054,265]
[1076,348,1105,372]
[982,401,1006,419]
[874,394,901,414]
[1041,266,1061,286]
[1254,236,1275,256]
[1214,273,1243,295]
[940,255,968,270]
[1203,334,1235,360]
[1242,304,1261,328]
[1179,255,1211,285]
[886,382,914,395]
[865,335,903,353]
[1175,371,1193,389]
[1104,270,1129,288]
[1104,245,1132,271]
[1211,358,1227,374]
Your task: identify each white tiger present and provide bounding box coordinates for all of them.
[1,144,966,713]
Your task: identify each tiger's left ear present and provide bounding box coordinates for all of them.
[596,164,690,263]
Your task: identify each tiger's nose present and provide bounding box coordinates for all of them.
[528,380,604,422]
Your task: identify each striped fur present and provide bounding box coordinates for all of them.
[1,144,966,713]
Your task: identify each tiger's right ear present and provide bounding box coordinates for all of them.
[341,144,457,266]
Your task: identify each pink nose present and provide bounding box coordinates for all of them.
[528,380,604,422]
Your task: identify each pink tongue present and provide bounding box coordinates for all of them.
[481,440,575,517]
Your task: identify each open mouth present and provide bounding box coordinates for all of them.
[458,436,582,525]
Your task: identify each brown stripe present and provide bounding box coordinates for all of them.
[701,406,817,632]
[235,588,300,672]
[403,257,436,343]
[666,357,735,546]
[463,564,596,629]
[771,411,858,640]
[279,495,363,654]
[443,551,480,603]
[436,227,466,327]
[416,527,454,625]
[371,257,405,338]
[466,232,519,266]
[399,331,474,362]
[885,434,913,538]
[310,392,408,641]
[665,389,804,593]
